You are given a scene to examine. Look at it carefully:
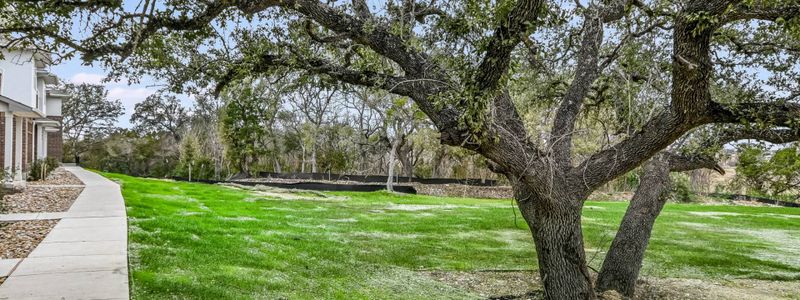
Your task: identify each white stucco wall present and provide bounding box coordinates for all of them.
[0,49,36,107]
[36,77,45,111]
[46,98,62,116]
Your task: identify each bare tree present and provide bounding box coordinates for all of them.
[289,80,339,173]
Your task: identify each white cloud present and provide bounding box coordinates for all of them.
[108,87,155,103]
[69,72,106,85]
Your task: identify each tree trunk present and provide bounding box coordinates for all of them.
[386,139,401,192]
[396,140,413,179]
[240,155,250,177]
[514,182,596,300]
[431,146,447,178]
[214,157,221,180]
[301,145,306,173]
[274,157,282,173]
[596,156,671,297]
[311,146,318,173]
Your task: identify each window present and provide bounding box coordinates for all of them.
[0,71,3,95]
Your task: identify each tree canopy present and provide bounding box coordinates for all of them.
[3,0,800,298]
[61,83,125,159]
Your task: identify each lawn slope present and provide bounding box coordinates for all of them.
[103,173,800,299]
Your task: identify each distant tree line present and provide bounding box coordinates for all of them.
[62,81,496,183]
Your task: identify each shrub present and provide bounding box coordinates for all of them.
[28,158,60,181]
[670,173,694,203]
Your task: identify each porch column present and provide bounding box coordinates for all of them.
[36,125,45,160]
[4,113,12,182]
[42,127,48,159]
[14,116,22,181]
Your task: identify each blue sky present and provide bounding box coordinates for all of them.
[50,0,193,128]
[51,60,162,128]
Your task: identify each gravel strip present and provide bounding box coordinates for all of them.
[27,168,84,186]
[0,187,83,213]
[0,220,58,259]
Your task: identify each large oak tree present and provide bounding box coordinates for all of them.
[2,1,800,298]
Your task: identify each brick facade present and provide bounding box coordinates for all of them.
[0,112,4,170]
[0,114,64,174]
[47,116,64,162]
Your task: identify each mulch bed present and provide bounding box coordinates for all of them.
[0,168,84,213]
[27,168,84,186]
[0,220,58,259]
[0,187,83,213]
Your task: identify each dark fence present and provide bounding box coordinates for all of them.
[172,177,417,194]
[707,193,800,208]
[255,172,499,186]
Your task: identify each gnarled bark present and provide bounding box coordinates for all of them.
[514,181,595,300]
[596,155,671,297]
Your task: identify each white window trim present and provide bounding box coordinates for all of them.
[0,67,4,96]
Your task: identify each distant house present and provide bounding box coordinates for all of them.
[0,48,65,185]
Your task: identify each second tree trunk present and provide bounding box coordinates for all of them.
[596,157,671,297]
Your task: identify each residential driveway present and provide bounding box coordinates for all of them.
[0,167,129,300]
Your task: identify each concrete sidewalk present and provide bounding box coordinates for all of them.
[0,167,129,300]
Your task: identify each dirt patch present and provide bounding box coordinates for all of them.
[27,167,84,186]
[0,220,58,259]
[0,187,83,213]
[420,270,800,299]
[637,278,800,300]
[420,270,541,299]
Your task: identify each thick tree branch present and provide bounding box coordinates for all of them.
[550,1,629,168]
[710,101,800,127]
[549,13,603,167]
[723,3,800,23]
[574,1,742,191]
[668,126,800,175]
[665,152,724,174]
[669,1,734,119]
[213,51,414,99]
[352,0,371,19]
[574,111,693,191]
[283,0,437,78]
[473,0,543,91]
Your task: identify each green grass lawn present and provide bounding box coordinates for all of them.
[101,172,800,299]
